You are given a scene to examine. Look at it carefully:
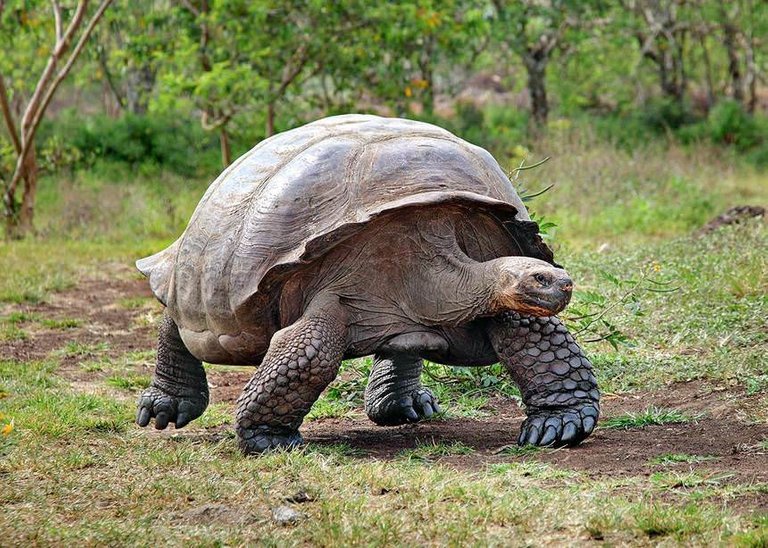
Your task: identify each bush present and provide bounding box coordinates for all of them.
[41,110,222,176]
[705,100,761,150]
[637,97,697,132]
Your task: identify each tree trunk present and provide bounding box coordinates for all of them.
[658,44,685,103]
[219,126,231,168]
[722,21,744,104]
[699,33,715,111]
[18,143,39,235]
[523,52,549,126]
[124,65,155,115]
[744,8,758,114]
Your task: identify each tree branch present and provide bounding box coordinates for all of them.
[179,0,202,18]
[0,74,21,154]
[51,0,63,42]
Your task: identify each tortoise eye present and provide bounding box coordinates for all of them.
[534,273,549,285]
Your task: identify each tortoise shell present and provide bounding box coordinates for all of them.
[137,114,554,356]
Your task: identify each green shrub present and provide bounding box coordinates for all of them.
[41,110,221,176]
[705,100,761,150]
[638,97,697,132]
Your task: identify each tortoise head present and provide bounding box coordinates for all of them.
[485,257,573,317]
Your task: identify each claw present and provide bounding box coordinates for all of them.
[404,407,419,422]
[422,402,434,418]
[560,421,578,444]
[433,400,442,414]
[175,400,194,428]
[539,425,558,446]
[517,427,527,446]
[155,411,170,430]
[136,406,151,427]
[582,416,596,435]
[524,425,540,445]
[176,412,190,429]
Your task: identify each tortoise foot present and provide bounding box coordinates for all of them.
[368,387,442,426]
[237,425,304,455]
[518,403,598,447]
[136,385,208,430]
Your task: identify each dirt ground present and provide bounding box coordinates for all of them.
[3,272,767,493]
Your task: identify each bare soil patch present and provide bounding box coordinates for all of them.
[5,272,767,488]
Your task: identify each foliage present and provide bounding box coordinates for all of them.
[43,110,220,176]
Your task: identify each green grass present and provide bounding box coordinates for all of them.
[106,374,152,391]
[0,312,81,341]
[40,318,82,329]
[397,440,475,461]
[650,470,732,489]
[602,406,695,430]
[59,341,110,358]
[631,503,722,540]
[196,402,234,428]
[648,453,716,465]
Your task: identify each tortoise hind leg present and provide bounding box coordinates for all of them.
[365,354,441,425]
[136,310,209,429]
[365,332,446,426]
[235,297,347,455]
[488,312,600,447]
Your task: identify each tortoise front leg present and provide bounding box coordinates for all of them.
[488,312,600,447]
[235,299,347,455]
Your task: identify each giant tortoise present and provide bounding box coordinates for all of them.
[135,114,600,454]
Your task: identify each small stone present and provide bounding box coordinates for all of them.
[272,505,304,526]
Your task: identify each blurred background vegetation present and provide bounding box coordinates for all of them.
[1,0,767,240]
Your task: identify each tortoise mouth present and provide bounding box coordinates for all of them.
[517,292,571,317]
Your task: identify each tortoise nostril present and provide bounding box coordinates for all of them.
[559,278,573,292]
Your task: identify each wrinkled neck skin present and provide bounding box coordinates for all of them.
[411,244,528,326]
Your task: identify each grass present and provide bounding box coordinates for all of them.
[0,132,766,544]
[106,374,152,391]
[601,406,695,430]
[648,453,716,465]
[397,440,475,461]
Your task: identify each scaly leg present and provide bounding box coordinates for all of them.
[235,298,347,455]
[365,353,441,426]
[489,312,600,447]
[136,310,209,429]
